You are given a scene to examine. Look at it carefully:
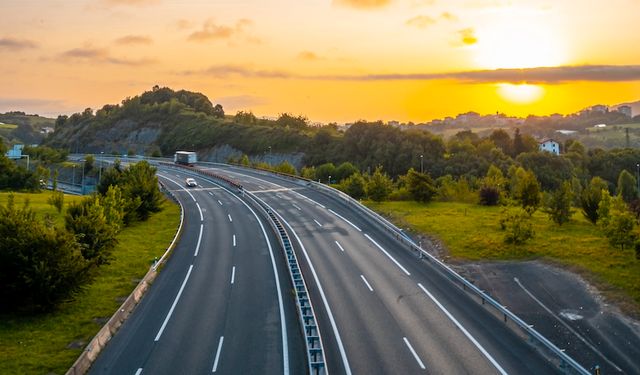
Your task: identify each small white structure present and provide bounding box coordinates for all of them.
[539,138,560,155]
[594,124,607,128]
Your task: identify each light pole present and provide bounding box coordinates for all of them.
[72,165,76,186]
[636,163,640,196]
[420,154,424,174]
[328,175,331,184]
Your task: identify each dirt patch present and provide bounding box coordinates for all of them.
[66,339,86,349]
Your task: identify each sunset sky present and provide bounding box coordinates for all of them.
[1,0,639,123]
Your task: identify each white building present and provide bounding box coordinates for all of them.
[539,138,560,155]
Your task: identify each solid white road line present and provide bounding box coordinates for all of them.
[231,266,236,284]
[212,336,224,372]
[196,202,203,222]
[335,240,345,252]
[154,265,194,341]
[217,200,223,206]
[135,368,143,375]
[403,337,426,370]
[204,180,289,375]
[364,234,411,276]
[360,275,374,292]
[194,224,203,256]
[233,234,236,247]
[158,174,196,202]
[417,283,508,375]
[274,210,352,375]
[313,219,323,227]
[293,204,302,211]
[329,209,362,232]
[228,214,232,222]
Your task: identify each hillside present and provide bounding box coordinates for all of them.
[44,87,313,164]
[0,112,54,145]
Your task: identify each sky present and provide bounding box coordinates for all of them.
[1,0,639,123]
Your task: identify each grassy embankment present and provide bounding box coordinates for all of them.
[0,191,180,374]
[366,201,640,315]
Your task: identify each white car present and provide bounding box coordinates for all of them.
[185,178,197,187]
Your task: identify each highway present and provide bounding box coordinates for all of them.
[202,164,562,374]
[89,166,305,374]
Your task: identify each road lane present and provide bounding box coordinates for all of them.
[205,164,560,374]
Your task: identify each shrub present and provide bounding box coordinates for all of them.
[479,185,500,206]
[499,207,534,244]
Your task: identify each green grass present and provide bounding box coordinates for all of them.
[366,201,640,315]
[0,194,180,374]
[0,191,84,226]
[0,123,18,129]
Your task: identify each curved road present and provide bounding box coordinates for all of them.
[89,166,305,374]
[203,164,562,374]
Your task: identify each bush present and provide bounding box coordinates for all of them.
[479,185,500,206]
[543,181,574,226]
[0,195,90,312]
[406,168,437,203]
[340,173,366,200]
[366,167,393,202]
[499,207,534,244]
[47,190,65,213]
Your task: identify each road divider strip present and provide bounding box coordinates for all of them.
[364,234,411,276]
[212,336,224,373]
[155,264,194,342]
[403,337,426,370]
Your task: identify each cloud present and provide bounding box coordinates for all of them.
[184,65,292,79]
[114,35,153,45]
[182,64,640,84]
[103,0,160,6]
[458,28,477,45]
[332,0,392,9]
[217,95,268,109]
[59,46,155,66]
[440,12,458,21]
[0,97,70,116]
[0,37,38,51]
[175,19,194,30]
[405,15,436,28]
[297,50,322,61]
[187,19,257,43]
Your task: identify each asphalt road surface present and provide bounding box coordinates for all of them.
[89,166,305,375]
[201,164,565,375]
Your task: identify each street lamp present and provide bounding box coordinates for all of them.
[72,165,76,186]
[636,163,640,195]
[420,154,424,174]
[328,175,331,184]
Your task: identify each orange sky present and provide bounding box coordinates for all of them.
[1,0,639,122]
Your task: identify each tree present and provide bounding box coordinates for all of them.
[334,162,358,182]
[499,207,534,244]
[616,169,637,203]
[511,167,541,212]
[581,177,608,224]
[405,168,437,202]
[512,128,526,156]
[479,165,505,206]
[212,104,225,118]
[340,172,366,200]
[119,161,164,222]
[602,195,637,250]
[65,195,119,267]
[48,190,65,213]
[315,163,336,183]
[0,195,90,312]
[543,181,574,225]
[366,166,393,202]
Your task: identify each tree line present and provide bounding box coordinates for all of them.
[0,161,163,313]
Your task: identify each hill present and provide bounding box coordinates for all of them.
[43,87,312,165]
[0,112,54,145]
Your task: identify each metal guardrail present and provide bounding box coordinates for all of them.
[244,192,327,375]
[100,157,590,374]
[163,162,326,374]
[306,181,591,375]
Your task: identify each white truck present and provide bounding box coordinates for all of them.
[174,151,197,166]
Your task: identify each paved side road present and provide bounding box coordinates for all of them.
[460,261,640,374]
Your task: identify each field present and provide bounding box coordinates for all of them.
[366,201,640,315]
[0,123,18,129]
[0,192,180,374]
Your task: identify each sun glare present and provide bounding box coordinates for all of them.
[497,83,544,104]
[474,18,566,70]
